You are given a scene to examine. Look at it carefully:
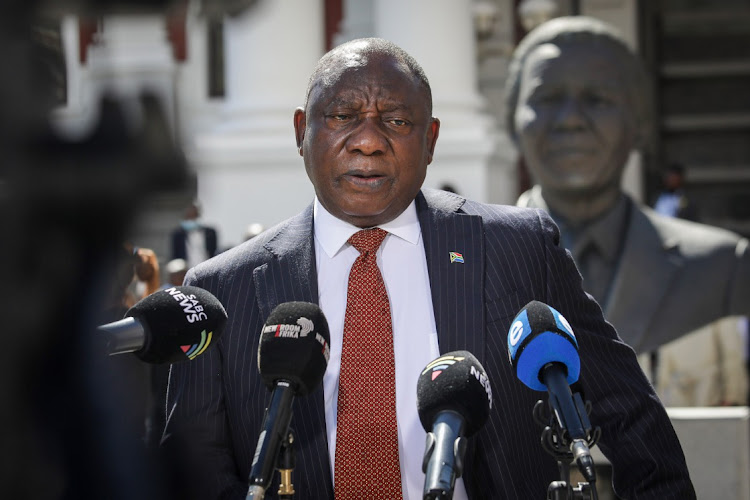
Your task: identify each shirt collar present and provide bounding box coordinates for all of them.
[313,198,421,258]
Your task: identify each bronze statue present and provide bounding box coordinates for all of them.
[506,16,750,353]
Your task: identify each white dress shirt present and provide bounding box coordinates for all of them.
[314,198,468,500]
[185,228,209,269]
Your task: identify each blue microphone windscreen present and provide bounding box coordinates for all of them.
[507,301,579,391]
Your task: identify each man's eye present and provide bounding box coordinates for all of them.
[332,114,350,121]
[388,118,408,126]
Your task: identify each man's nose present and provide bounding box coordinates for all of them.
[347,116,388,155]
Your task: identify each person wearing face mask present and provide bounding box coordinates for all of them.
[509,16,750,356]
[170,201,219,269]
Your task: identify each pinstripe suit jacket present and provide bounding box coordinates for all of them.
[164,189,694,499]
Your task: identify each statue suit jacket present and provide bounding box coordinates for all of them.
[519,187,750,353]
[164,189,695,499]
[605,198,750,353]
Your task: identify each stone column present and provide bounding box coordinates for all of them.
[332,0,375,46]
[370,0,515,204]
[86,13,177,133]
[190,0,324,247]
[176,0,220,143]
[49,15,93,138]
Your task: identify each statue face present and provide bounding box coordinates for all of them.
[513,41,638,199]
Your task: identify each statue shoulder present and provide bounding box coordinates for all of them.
[640,205,747,255]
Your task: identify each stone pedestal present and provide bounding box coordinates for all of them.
[589,406,750,500]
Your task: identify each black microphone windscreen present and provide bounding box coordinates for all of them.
[126,286,227,364]
[258,301,330,396]
[417,351,492,437]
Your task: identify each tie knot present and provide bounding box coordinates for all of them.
[348,228,387,254]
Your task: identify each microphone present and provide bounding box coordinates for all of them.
[247,301,330,499]
[506,300,596,483]
[96,285,227,364]
[417,351,492,500]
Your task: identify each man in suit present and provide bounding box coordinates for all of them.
[170,201,219,268]
[164,38,694,499]
[509,16,750,354]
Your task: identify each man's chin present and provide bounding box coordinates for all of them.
[337,204,390,227]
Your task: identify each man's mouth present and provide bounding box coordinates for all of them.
[343,172,387,189]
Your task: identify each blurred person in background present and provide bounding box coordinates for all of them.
[243,222,265,242]
[164,258,188,287]
[656,316,748,406]
[170,201,218,268]
[652,163,697,221]
[102,244,161,447]
[106,243,161,318]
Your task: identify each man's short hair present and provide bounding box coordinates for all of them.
[504,16,653,150]
[304,37,433,115]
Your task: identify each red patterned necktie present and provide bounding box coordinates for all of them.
[335,228,403,499]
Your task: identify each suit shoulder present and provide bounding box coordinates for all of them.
[461,198,553,230]
[188,217,293,282]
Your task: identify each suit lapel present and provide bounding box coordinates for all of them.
[418,190,485,495]
[605,204,683,352]
[254,205,318,317]
[253,204,334,498]
[417,190,486,362]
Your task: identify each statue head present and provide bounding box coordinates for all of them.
[505,16,653,215]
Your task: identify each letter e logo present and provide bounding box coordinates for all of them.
[556,312,574,338]
[509,320,524,346]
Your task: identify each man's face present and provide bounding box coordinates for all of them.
[513,41,637,198]
[294,51,439,228]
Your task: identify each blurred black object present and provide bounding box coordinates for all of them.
[37,0,260,16]
[0,0,268,498]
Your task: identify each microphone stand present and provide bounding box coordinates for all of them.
[277,429,296,500]
[532,393,601,500]
[247,429,297,500]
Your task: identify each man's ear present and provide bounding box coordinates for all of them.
[426,117,440,165]
[293,107,306,156]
